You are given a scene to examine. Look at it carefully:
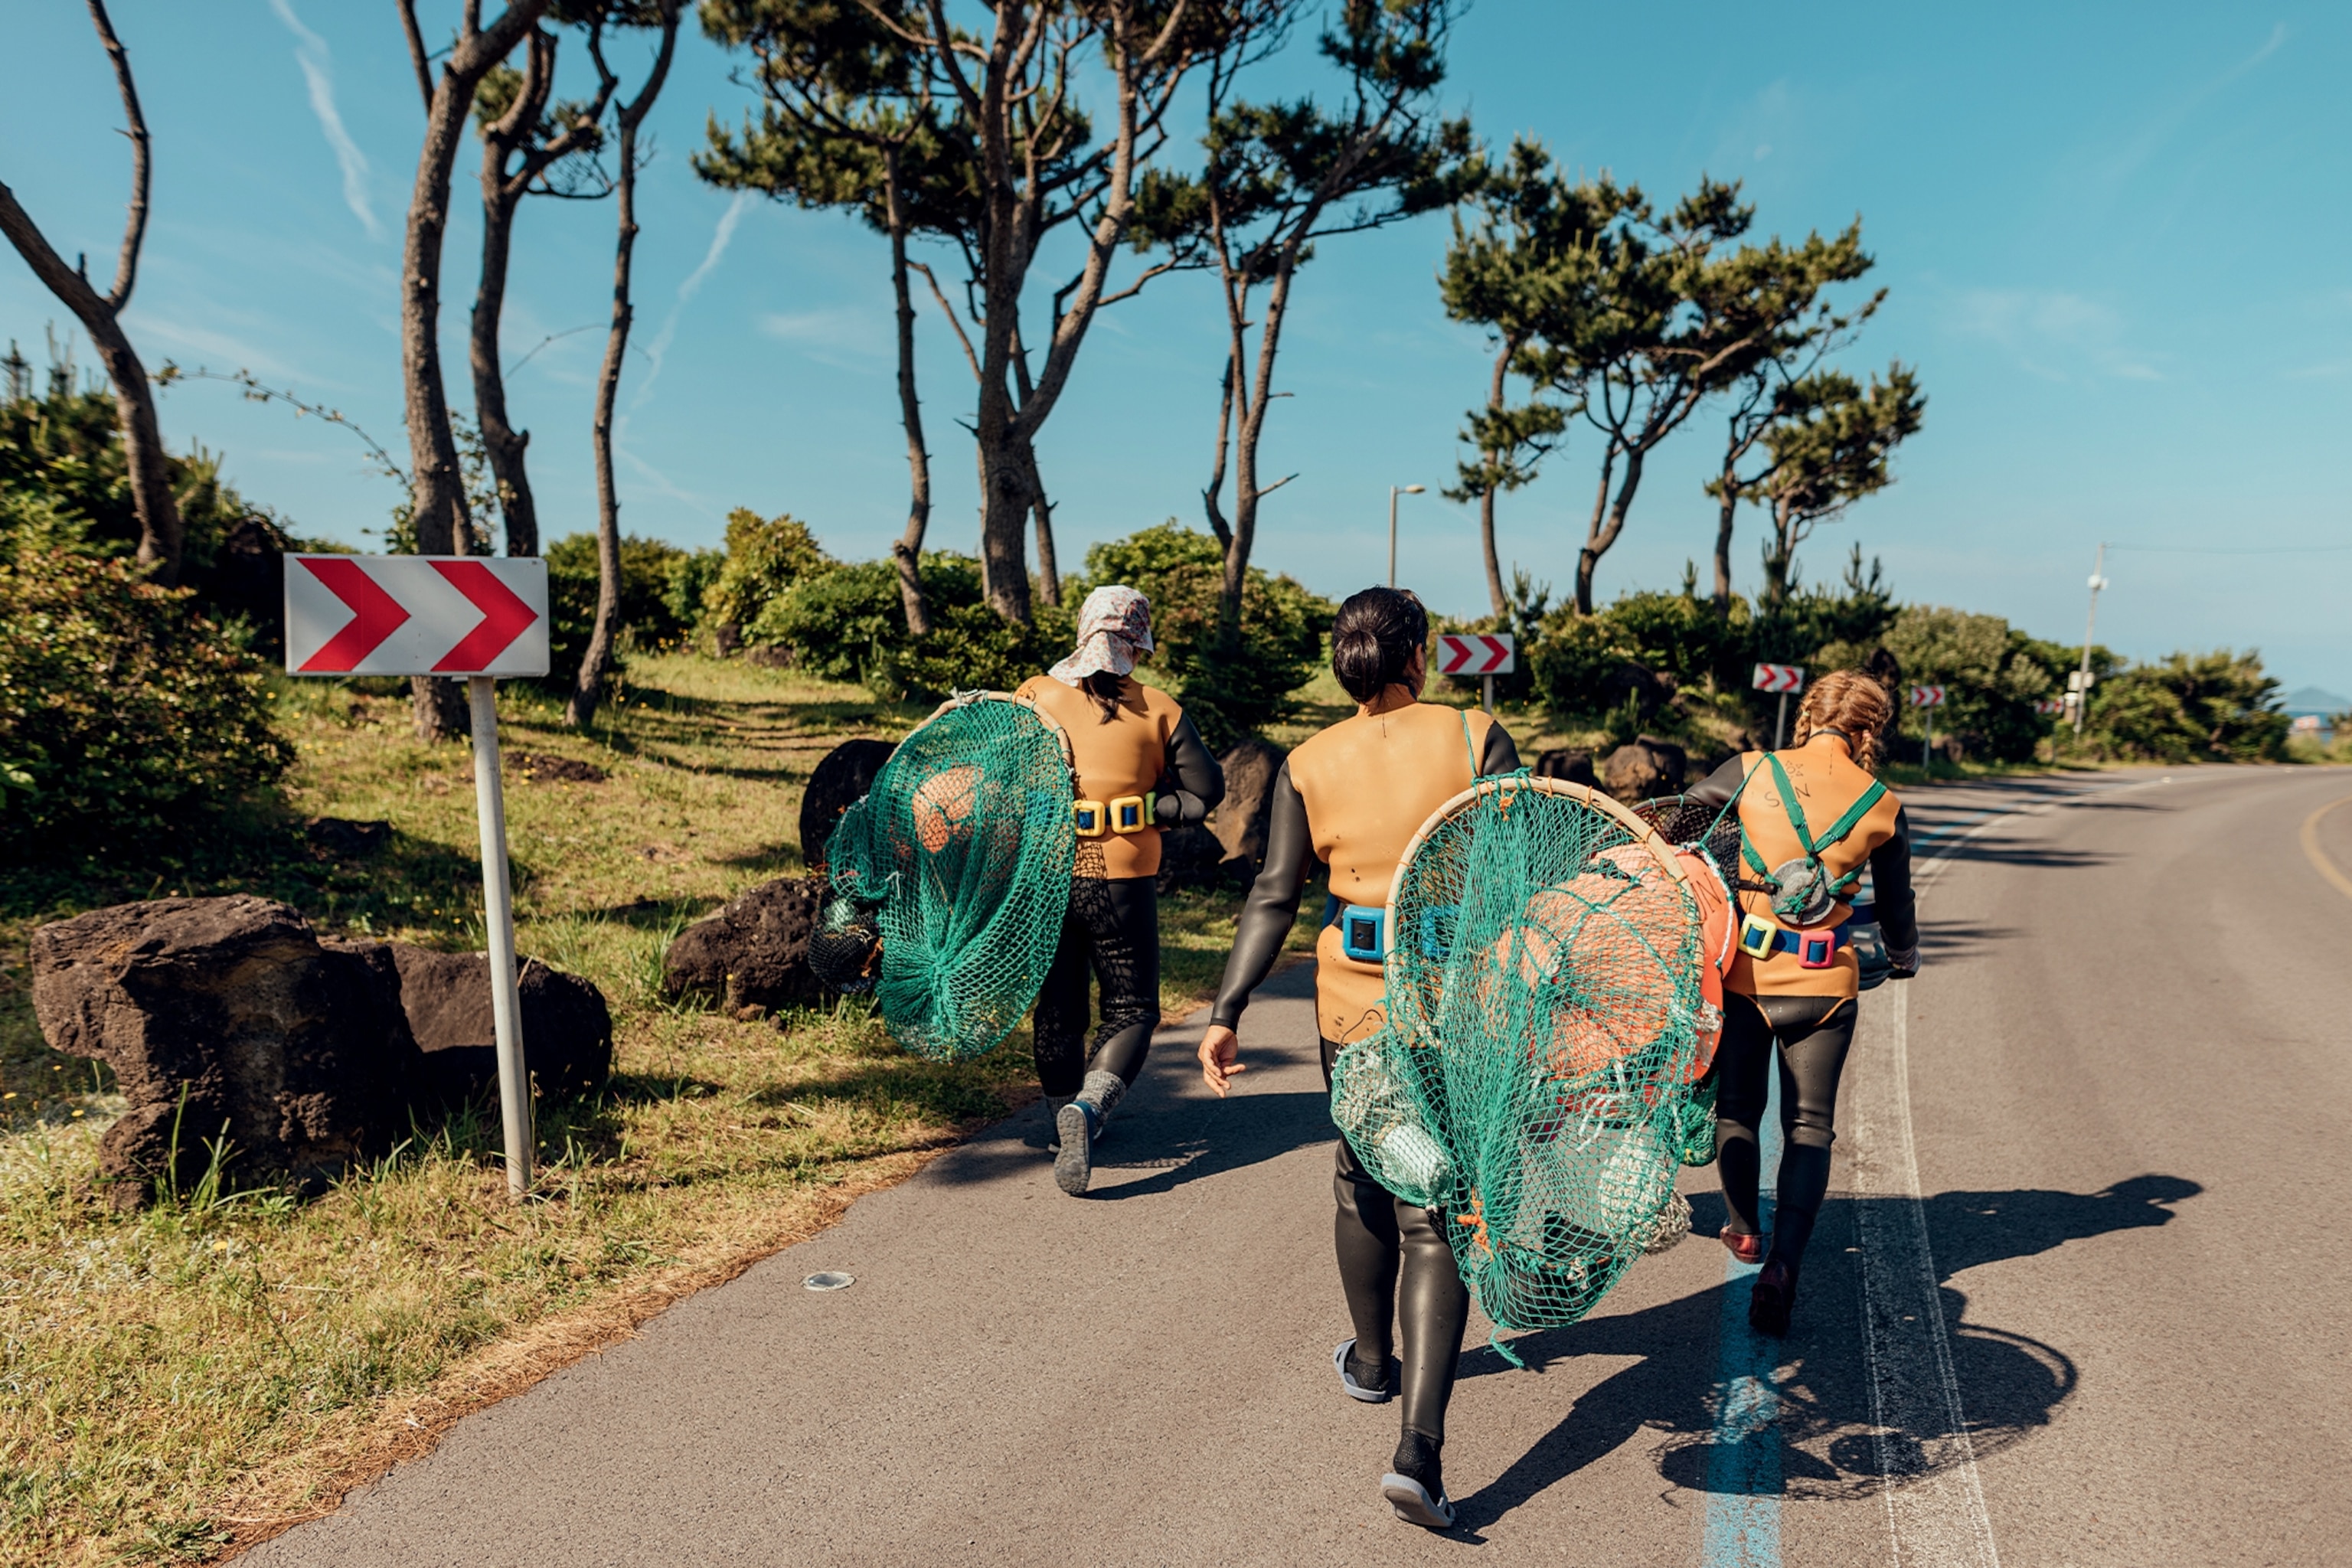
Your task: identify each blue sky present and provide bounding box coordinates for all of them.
[4,2,2347,694]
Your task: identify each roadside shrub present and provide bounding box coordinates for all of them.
[2085,650,2286,763]
[543,532,694,682]
[1075,521,1332,749]
[753,552,1070,701]
[701,508,834,640]
[1857,606,2056,763]
[0,541,290,855]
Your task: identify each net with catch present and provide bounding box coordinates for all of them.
[814,692,1077,1061]
[1330,777,1716,1357]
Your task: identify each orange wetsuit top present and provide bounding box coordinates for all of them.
[1014,673,1223,880]
[1211,698,1519,1046]
[1687,743,1916,1001]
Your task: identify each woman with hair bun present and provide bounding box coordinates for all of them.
[1197,586,1520,1529]
[1015,586,1223,1197]
[1682,668,1919,1335]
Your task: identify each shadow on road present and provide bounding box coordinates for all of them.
[1451,1173,2199,1532]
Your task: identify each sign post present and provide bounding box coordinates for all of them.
[284,554,550,1198]
[1909,684,1947,770]
[1752,663,1805,748]
[1436,632,1515,714]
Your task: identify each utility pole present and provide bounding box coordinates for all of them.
[2073,543,2109,739]
[1387,484,1425,589]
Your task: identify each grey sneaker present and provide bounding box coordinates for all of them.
[1053,1101,1095,1195]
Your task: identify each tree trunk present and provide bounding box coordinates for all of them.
[884,155,930,635]
[1024,435,1060,608]
[471,180,537,558]
[1476,341,1510,618]
[567,2,678,730]
[0,1,183,583]
[1201,351,1236,550]
[1760,498,1797,610]
[399,0,547,740]
[1711,474,1740,617]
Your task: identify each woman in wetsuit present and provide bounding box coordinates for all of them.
[1014,586,1223,1197]
[1681,669,1920,1334]
[1196,587,1519,1530]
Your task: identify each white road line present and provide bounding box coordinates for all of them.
[1844,773,2170,1566]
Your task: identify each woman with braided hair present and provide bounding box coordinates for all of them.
[1197,586,1521,1529]
[1681,668,1920,1334]
[1014,586,1223,1197]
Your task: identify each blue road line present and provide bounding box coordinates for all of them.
[1702,1071,1783,1567]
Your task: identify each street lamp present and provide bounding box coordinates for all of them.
[2072,543,2109,739]
[1387,484,1426,587]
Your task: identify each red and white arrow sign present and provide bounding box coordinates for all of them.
[2034,697,2066,715]
[1909,684,1947,709]
[1752,662,1805,694]
[1436,632,1514,675]
[285,555,550,678]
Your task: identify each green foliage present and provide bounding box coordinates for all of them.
[543,533,697,684]
[1076,521,1334,750]
[2084,650,2288,763]
[753,552,1070,701]
[663,547,725,632]
[1872,605,2056,763]
[701,508,835,636]
[0,541,289,856]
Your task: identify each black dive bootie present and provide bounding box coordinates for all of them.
[1749,1258,1796,1337]
[1380,1428,1455,1528]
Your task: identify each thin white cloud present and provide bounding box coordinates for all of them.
[630,193,752,412]
[267,0,379,239]
[1950,287,2164,384]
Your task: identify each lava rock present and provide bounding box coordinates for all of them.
[1600,738,1687,803]
[383,942,612,1105]
[1209,739,1285,875]
[510,753,609,785]
[663,875,829,1011]
[1634,734,1689,792]
[30,897,420,1204]
[1154,823,1231,894]
[306,816,392,858]
[800,738,896,870]
[1533,749,1599,788]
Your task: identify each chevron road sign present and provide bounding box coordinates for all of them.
[2035,697,2066,715]
[1909,684,1948,708]
[1436,632,1514,675]
[1752,662,1805,694]
[283,554,547,1200]
[285,554,548,677]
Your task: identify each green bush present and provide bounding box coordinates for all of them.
[1867,606,2057,763]
[753,552,1071,701]
[1075,521,1333,749]
[543,532,695,683]
[701,508,834,638]
[2084,650,2286,763]
[0,541,290,855]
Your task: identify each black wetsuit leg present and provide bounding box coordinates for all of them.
[1324,1037,1471,1443]
[1031,876,1161,1097]
[1713,992,1856,1277]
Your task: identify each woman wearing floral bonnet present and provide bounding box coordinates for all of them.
[1014,586,1224,1195]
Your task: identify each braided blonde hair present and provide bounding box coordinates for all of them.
[1792,669,1893,774]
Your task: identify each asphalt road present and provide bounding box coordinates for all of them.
[247,764,2352,1567]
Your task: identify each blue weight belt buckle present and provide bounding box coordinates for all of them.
[1340,906,1387,963]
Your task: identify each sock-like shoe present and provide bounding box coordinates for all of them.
[1749,1257,1795,1337]
[1044,1095,1073,1151]
[1332,1338,1394,1403]
[1719,1224,1766,1266]
[1380,1428,1455,1529]
[1053,1072,1125,1196]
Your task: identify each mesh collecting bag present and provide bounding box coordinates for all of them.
[817,693,1076,1061]
[1330,776,1729,1356]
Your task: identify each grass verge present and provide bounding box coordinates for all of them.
[0,652,1304,1565]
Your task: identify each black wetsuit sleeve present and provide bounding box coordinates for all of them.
[1155,714,1225,827]
[1684,754,1748,810]
[1481,719,1521,776]
[1870,806,1919,955]
[1209,761,1312,1030]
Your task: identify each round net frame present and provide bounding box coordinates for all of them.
[1330,776,1713,1354]
[821,692,1077,1060]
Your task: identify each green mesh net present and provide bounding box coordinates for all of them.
[820,694,1076,1061]
[1331,776,1713,1358]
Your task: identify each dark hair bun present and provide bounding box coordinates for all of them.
[1330,587,1429,703]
